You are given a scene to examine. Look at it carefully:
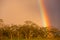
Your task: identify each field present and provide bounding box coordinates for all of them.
[1,37,60,40]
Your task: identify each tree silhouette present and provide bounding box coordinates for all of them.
[0,20,60,40]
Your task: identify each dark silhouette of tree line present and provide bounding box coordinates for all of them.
[0,19,60,40]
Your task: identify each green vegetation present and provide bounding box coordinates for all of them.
[0,19,60,40]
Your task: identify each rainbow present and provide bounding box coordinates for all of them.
[38,0,50,27]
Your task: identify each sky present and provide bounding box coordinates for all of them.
[44,0,60,28]
[0,0,60,28]
[0,0,41,26]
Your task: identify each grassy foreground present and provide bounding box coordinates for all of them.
[1,37,60,40]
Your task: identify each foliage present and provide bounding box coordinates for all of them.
[0,20,60,40]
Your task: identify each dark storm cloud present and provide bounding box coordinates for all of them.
[44,0,60,28]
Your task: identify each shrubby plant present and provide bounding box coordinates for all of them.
[0,19,60,40]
